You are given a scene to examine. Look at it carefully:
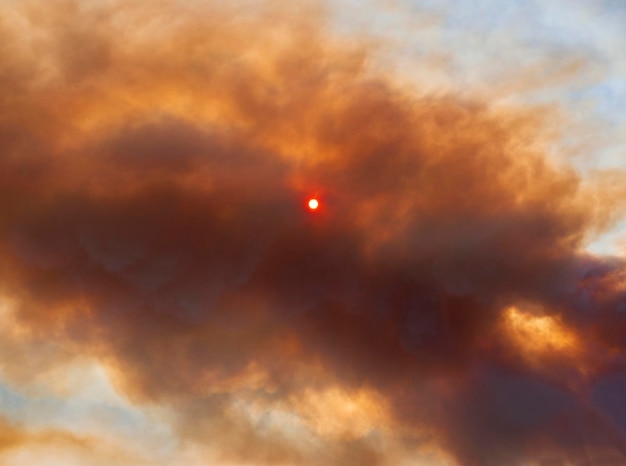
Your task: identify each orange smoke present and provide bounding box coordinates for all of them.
[0,1,625,465]
[500,306,589,374]
[504,306,579,354]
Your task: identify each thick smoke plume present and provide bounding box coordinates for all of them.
[0,1,625,465]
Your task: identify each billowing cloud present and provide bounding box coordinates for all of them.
[0,0,625,465]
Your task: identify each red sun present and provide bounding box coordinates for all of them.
[307,198,319,211]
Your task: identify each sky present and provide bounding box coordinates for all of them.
[0,0,626,465]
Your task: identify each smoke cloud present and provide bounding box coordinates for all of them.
[0,1,625,464]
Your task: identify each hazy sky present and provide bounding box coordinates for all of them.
[1,1,625,465]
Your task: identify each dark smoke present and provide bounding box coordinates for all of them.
[0,1,625,464]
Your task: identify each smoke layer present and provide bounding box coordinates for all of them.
[1,1,625,465]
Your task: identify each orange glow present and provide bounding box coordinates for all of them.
[289,386,389,439]
[501,306,583,365]
[307,198,319,210]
